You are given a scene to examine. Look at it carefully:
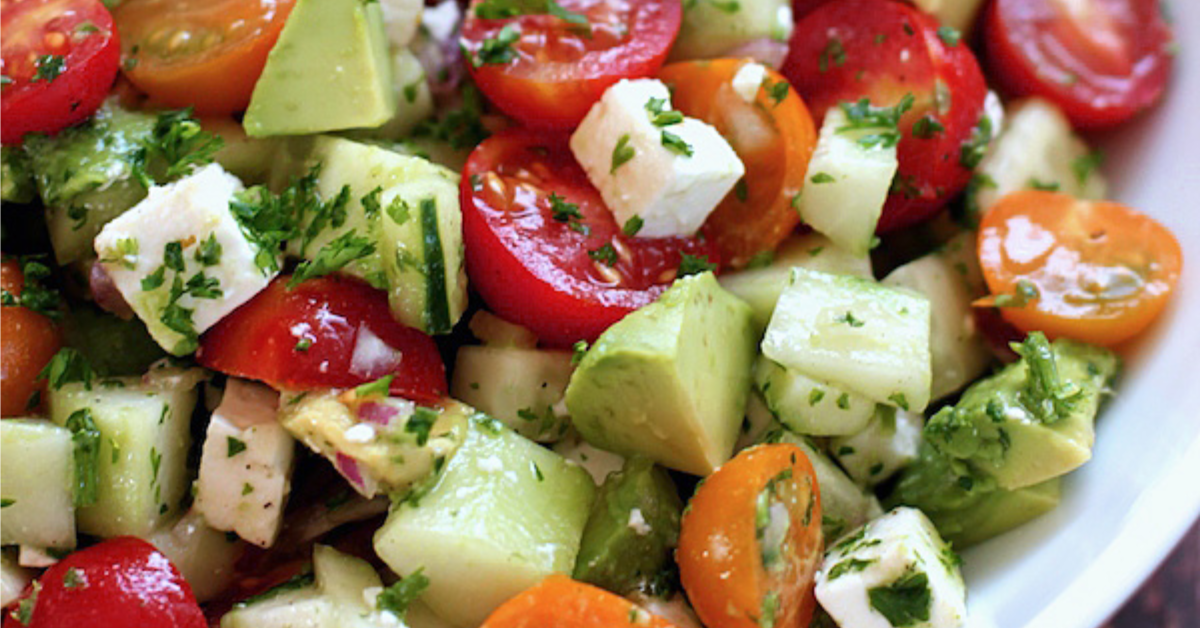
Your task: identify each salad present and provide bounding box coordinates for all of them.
[0,0,1185,627]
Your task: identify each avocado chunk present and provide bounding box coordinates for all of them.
[923,332,1119,490]
[1,146,35,203]
[244,0,396,137]
[573,456,683,595]
[61,304,167,377]
[886,442,1062,548]
[565,272,757,476]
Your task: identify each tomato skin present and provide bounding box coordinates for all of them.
[461,0,682,130]
[12,537,205,628]
[782,0,988,233]
[0,0,121,145]
[480,575,680,628]
[0,260,61,417]
[659,59,817,269]
[461,129,719,347]
[983,0,1175,129]
[977,190,1183,347]
[677,444,823,628]
[196,276,447,404]
[114,0,294,115]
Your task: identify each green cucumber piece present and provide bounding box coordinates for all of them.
[0,420,76,550]
[148,510,247,602]
[450,345,572,442]
[374,416,595,628]
[754,357,875,437]
[47,366,205,537]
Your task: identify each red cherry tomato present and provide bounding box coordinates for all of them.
[460,129,720,347]
[0,0,121,145]
[7,537,204,628]
[196,276,447,404]
[782,0,988,233]
[983,0,1175,129]
[0,260,62,417]
[460,0,681,130]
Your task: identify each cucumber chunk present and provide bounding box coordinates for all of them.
[719,233,873,332]
[754,357,875,437]
[797,107,899,257]
[148,510,248,602]
[0,550,33,609]
[47,366,205,537]
[374,415,595,628]
[0,420,76,551]
[450,345,573,442]
[762,268,932,412]
[670,0,793,61]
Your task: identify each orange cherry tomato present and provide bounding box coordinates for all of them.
[1,260,62,417]
[480,574,681,628]
[677,444,823,628]
[977,190,1183,347]
[113,0,294,115]
[659,59,817,269]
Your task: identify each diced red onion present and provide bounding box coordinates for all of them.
[349,325,403,379]
[90,261,135,320]
[336,453,364,489]
[724,39,791,70]
[358,401,401,426]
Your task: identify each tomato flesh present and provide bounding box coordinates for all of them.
[677,444,823,628]
[10,537,205,628]
[984,0,1175,129]
[196,276,447,404]
[783,0,988,233]
[461,0,681,130]
[659,59,817,269]
[1,0,121,144]
[977,190,1183,347]
[461,129,719,347]
[114,0,294,114]
[0,260,62,417]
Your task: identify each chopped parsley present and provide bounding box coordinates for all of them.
[227,436,248,457]
[134,108,224,185]
[38,348,94,391]
[835,311,865,327]
[473,24,522,67]
[677,253,716,277]
[937,26,962,47]
[376,568,431,620]
[827,557,875,580]
[65,409,101,507]
[818,38,847,73]
[660,130,693,157]
[194,233,222,266]
[474,0,588,28]
[1071,151,1105,185]
[0,499,13,508]
[764,78,789,105]
[868,570,932,627]
[407,407,439,446]
[911,115,945,138]
[355,375,395,399]
[959,115,994,169]
[571,340,589,365]
[549,193,589,234]
[888,392,910,411]
[759,590,781,628]
[810,172,835,184]
[622,215,644,237]
[411,83,490,150]
[992,279,1041,308]
[610,134,636,173]
[588,243,618,267]
[289,231,377,287]
[0,257,61,319]
[1011,331,1082,425]
[32,55,66,83]
[838,94,915,149]
[1027,177,1061,192]
[808,389,825,406]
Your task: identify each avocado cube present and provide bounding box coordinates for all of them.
[244,0,396,137]
[0,420,76,551]
[373,416,595,628]
[47,367,204,537]
[573,456,683,594]
[924,335,1119,490]
[565,272,756,476]
[1,146,35,203]
[451,345,573,443]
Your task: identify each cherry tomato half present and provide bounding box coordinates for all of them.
[196,275,448,403]
[0,259,62,417]
[460,129,720,347]
[678,444,823,628]
[984,0,1176,129]
[783,0,988,233]
[977,190,1183,347]
[114,0,294,115]
[460,0,681,130]
[659,59,817,269]
[0,0,121,144]
[8,537,205,628]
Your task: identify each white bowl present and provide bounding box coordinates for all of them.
[962,3,1200,627]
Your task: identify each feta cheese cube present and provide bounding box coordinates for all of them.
[816,507,967,628]
[569,79,744,238]
[830,406,924,487]
[195,379,294,548]
[762,268,932,412]
[798,107,899,257]
[731,62,767,103]
[94,164,280,355]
